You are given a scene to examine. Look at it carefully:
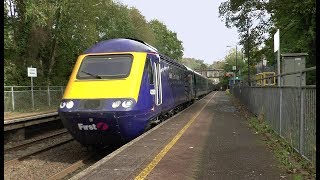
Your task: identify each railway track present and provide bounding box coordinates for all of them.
[4,138,74,166]
[47,146,119,180]
[46,103,196,179]
[4,129,69,153]
[48,154,93,180]
[4,112,62,143]
[4,113,119,180]
[5,139,118,180]
[4,100,198,179]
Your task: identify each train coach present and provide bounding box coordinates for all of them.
[58,38,212,148]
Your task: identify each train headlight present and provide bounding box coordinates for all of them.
[59,102,66,108]
[122,100,133,108]
[112,100,122,108]
[66,100,74,109]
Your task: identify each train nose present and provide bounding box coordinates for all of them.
[76,122,109,131]
[58,111,122,146]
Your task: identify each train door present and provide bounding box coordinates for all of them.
[148,54,163,112]
[188,73,195,99]
[153,55,163,106]
[193,74,198,98]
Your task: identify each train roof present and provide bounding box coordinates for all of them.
[193,70,207,78]
[183,65,208,77]
[183,65,194,72]
[83,38,158,54]
[83,38,211,80]
[84,38,187,69]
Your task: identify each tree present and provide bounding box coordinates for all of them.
[213,48,249,86]
[149,19,184,60]
[179,58,207,70]
[128,7,156,45]
[4,0,185,86]
[219,0,316,70]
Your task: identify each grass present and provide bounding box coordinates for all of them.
[248,116,316,179]
[228,90,316,179]
[225,89,230,95]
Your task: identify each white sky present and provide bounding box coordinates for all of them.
[116,0,240,64]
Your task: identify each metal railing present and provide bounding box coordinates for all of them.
[4,86,65,112]
[230,66,316,165]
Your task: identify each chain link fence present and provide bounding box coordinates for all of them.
[230,67,316,165]
[4,86,65,112]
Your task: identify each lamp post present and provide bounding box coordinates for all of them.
[246,20,251,86]
[226,45,238,86]
[235,45,237,85]
[224,62,229,89]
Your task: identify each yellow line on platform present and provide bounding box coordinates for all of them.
[135,92,218,180]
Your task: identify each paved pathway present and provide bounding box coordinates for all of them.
[147,92,290,179]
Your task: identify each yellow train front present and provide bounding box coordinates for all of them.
[58,38,211,148]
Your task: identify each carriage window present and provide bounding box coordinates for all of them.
[77,54,133,79]
[146,58,154,84]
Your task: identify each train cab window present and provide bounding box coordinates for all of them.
[146,58,154,84]
[77,54,133,79]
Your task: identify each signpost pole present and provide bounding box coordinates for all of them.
[30,66,35,109]
[274,29,282,136]
[233,70,235,85]
[28,66,37,109]
[235,45,237,81]
[275,29,281,87]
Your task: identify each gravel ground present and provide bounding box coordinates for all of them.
[4,140,89,180]
[4,132,73,162]
[4,129,67,149]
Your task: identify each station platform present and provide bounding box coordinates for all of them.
[4,110,57,121]
[71,91,289,180]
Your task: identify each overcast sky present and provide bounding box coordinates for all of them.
[116,0,240,64]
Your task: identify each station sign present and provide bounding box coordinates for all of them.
[28,67,37,77]
[263,59,267,66]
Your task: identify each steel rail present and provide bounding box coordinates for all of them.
[4,138,74,166]
[4,129,68,153]
[47,154,94,180]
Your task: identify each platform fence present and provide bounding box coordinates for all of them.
[4,86,65,112]
[230,67,316,165]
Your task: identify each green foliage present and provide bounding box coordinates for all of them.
[128,7,156,46]
[219,0,316,79]
[248,116,316,179]
[149,19,184,60]
[4,0,184,86]
[179,58,208,70]
[211,48,249,86]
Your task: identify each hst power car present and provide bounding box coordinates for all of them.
[58,38,212,147]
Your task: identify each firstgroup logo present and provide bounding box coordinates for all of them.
[96,122,109,130]
[78,122,109,131]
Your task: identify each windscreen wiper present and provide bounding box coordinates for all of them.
[81,70,102,79]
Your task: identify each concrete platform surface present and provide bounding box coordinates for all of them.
[71,91,289,180]
[4,110,57,121]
